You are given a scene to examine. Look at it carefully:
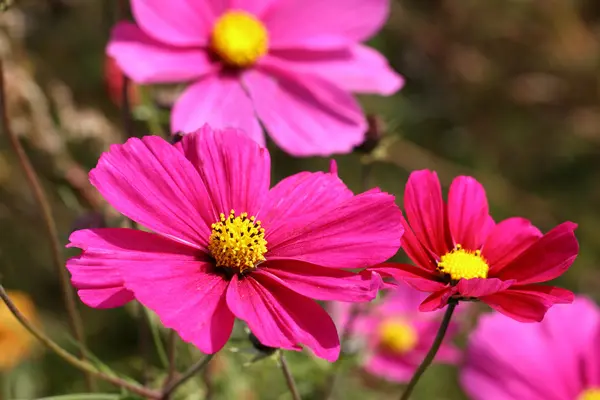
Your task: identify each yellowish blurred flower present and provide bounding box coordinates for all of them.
[0,290,38,371]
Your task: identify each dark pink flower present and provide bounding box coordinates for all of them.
[371,170,578,322]
[329,284,460,382]
[461,297,600,400]
[66,125,403,361]
[106,0,403,156]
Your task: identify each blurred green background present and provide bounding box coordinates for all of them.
[0,0,599,399]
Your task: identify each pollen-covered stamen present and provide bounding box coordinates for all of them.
[211,11,268,68]
[208,210,267,273]
[437,244,489,281]
[378,319,418,354]
[579,388,600,400]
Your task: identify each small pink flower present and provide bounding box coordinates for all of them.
[106,0,403,156]
[371,170,579,322]
[66,125,403,361]
[330,284,460,382]
[461,297,600,400]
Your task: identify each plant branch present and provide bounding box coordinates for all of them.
[161,353,214,399]
[279,352,301,400]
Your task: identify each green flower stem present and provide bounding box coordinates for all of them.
[399,301,458,400]
[161,353,215,399]
[279,352,301,400]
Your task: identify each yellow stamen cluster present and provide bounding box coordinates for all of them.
[208,210,267,273]
[579,389,600,400]
[378,319,418,354]
[211,11,268,68]
[437,244,489,281]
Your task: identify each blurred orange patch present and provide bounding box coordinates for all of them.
[0,291,38,371]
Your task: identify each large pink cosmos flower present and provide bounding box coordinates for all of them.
[461,297,600,400]
[329,284,460,382]
[107,0,403,156]
[66,125,403,361]
[371,170,579,322]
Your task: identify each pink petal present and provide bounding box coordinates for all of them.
[447,176,492,250]
[130,0,218,46]
[400,217,438,271]
[243,65,367,156]
[483,217,542,274]
[266,189,403,268]
[419,288,454,312]
[171,76,264,146]
[257,260,382,302]
[263,0,390,45]
[177,125,270,217]
[369,264,446,292]
[226,274,340,361]
[259,169,353,237]
[229,0,275,16]
[455,278,514,298]
[269,43,403,95]
[120,260,234,354]
[67,228,198,309]
[106,22,217,84]
[504,284,574,304]
[479,289,568,322]
[495,222,578,285]
[90,136,214,249]
[365,353,414,383]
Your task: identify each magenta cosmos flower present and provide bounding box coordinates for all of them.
[329,284,460,382]
[461,297,600,400]
[106,0,403,156]
[66,125,403,361]
[371,170,579,322]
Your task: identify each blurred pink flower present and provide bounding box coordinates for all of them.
[66,125,404,361]
[330,284,460,382]
[106,0,403,156]
[461,297,600,400]
[371,170,579,322]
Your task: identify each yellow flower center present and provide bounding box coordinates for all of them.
[378,319,418,354]
[579,389,600,400]
[211,11,268,68]
[208,210,268,273]
[437,244,489,281]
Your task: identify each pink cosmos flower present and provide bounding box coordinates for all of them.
[106,0,403,156]
[461,297,600,400]
[66,125,403,361]
[329,284,460,382]
[370,170,579,322]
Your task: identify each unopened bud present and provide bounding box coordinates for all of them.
[355,114,386,154]
[169,132,184,145]
[248,332,277,356]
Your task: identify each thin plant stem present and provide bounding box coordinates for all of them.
[0,285,161,399]
[146,308,169,368]
[279,352,301,400]
[161,354,215,399]
[399,301,458,400]
[162,330,177,397]
[0,59,93,390]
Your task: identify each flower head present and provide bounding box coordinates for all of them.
[371,170,578,322]
[461,297,600,400]
[329,284,460,382]
[66,125,403,361]
[0,291,37,371]
[106,0,403,156]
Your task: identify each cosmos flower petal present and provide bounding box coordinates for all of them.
[455,278,514,298]
[171,77,265,146]
[229,0,274,16]
[259,170,353,237]
[226,274,340,361]
[66,228,197,309]
[107,22,217,84]
[404,170,449,257]
[479,289,569,323]
[120,260,234,354]
[256,260,382,302]
[130,0,219,46]
[177,124,270,217]
[89,136,214,249]
[266,189,403,268]
[419,288,455,312]
[365,354,415,382]
[399,217,437,271]
[264,0,390,45]
[483,217,542,274]
[447,176,493,250]
[269,43,403,95]
[369,264,447,292]
[495,222,578,285]
[243,65,367,156]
